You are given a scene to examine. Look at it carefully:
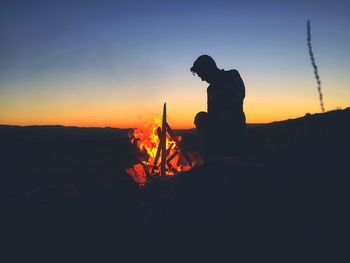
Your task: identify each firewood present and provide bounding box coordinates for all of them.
[167,149,179,163]
[157,127,162,138]
[166,161,178,174]
[160,103,167,176]
[166,122,193,167]
[152,129,162,166]
[166,142,174,156]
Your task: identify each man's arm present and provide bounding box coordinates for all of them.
[221,70,245,123]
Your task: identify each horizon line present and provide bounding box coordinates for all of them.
[0,122,269,129]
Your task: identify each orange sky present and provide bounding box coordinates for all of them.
[1,74,349,129]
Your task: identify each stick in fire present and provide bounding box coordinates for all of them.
[166,122,193,167]
[160,103,167,176]
[154,103,193,176]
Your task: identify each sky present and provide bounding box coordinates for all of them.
[0,0,349,128]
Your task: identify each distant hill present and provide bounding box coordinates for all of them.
[247,107,350,163]
[0,124,132,140]
[0,123,266,140]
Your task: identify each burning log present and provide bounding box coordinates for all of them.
[167,149,179,164]
[166,143,175,156]
[166,122,193,167]
[166,147,180,173]
[166,162,179,174]
[152,127,163,173]
[160,103,167,176]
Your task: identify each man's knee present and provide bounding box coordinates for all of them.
[194,111,209,128]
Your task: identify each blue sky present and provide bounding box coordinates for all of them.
[1,0,349,127]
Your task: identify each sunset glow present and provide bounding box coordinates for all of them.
[1,1,349,128]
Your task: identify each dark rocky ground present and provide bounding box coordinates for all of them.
[1,108,350,259]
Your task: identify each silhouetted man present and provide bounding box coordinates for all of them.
[191,55,246,159]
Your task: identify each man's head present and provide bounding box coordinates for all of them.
[190,55,219,83]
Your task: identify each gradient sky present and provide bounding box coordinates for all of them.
[1,0,349,128]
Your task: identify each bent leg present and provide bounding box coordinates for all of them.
[194,111,210,137]
[194,112,218,160]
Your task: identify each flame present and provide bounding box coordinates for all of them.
[126,164,147,187]
[126,119,199,186]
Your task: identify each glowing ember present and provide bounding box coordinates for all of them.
[126,164,147,187]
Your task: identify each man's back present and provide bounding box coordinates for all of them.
[207,69,245,127]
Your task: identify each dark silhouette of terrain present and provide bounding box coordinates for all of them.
[2,108,349,258]
[0,125,133,192]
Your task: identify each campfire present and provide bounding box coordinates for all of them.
[126,103,199,186]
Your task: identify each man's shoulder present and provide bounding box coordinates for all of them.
[221,69,240,81]
[227,69,239,75]
[221,69,238,75]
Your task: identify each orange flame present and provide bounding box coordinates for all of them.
[126,164,147,187]
[126,119,199,186]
